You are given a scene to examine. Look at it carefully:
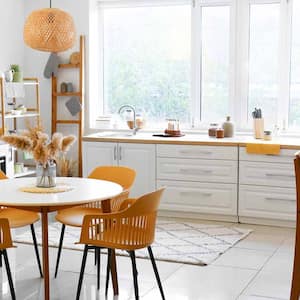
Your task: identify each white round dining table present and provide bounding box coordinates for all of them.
[0,177,123,300]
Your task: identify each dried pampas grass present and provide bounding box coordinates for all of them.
[61,135,76,152]
[57,155,77,177]
[0,122,76,165]
[2,135,33,151]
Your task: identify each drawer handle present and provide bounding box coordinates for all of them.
[265,173,294,178]
[180,191,212,197]
[179,150,212,155]
[179,168,213,174]
[265,197,295,202]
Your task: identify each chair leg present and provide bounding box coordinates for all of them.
[54,224,65,278]
[2,250,16,300]
[0,251,2,268]
[291,216,300,300]
[76,245,89,300]
[96,247,101,290]
[30,224,43,278]
[105,249,112,296]
[129,251,139,300]
[148,246,165,300]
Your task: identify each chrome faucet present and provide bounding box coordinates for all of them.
[118,104,138,135]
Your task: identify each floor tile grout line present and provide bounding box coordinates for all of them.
[235,237,287,299]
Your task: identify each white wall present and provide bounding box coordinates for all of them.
[0,0,24,73]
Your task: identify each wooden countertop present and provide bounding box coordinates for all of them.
[82,132,300,150]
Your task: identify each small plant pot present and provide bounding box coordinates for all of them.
[13,71,23,82]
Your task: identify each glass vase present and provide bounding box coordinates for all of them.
[36,160,56,188]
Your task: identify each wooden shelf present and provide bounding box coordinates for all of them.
[4,112,39,119]
[53,92,81,97]
[52,35,85,177]
[58,63,80,69]
[56,120,81,124]
[14,168,35,178]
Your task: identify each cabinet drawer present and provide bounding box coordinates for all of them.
[239,147,299,163]
[157,180,237,215]
[157,157,237,183]
[157,144,237,160]
[239,185,296,221]
[239,161,295,187]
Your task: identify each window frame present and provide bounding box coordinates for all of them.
[90,0,297,133]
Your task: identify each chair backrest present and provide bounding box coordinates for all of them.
[0,170,7,180]
[80,188,165,250]
[0,218,13,249]
[88,166,136,191]
[295,156,300,213]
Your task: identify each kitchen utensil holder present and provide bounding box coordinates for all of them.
[254,118,264,139]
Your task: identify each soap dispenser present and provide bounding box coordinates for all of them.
[222,116,234,137]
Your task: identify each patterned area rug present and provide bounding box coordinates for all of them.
[13,220,252,265]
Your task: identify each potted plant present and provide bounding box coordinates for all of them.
[10,64,23,82]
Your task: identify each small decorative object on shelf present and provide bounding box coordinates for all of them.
[10,64,23,82]
[4,70,13,82]
[208,123,219,137]
[1,122,76,187]
[216,128,225,138]
[66,82,73,92]
[70,52,80,65]
[222,116,234,137]
[60,82,67,93]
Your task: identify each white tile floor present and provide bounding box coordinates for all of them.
[0,220,295,300]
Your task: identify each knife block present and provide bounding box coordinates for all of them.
[253,118,264,139]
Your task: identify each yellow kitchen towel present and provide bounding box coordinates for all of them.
[246,143,281,155]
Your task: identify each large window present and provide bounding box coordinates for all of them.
[92,0,300,132]
[248,3,280,129]
[200,5,230,123]
[102,4,191,127]
[289,0,300,128]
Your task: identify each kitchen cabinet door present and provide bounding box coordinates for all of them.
[82,142,117,177]
[118,143,156,197]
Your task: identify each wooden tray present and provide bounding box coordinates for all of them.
[164,129,185,137]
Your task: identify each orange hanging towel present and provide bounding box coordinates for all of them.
[246,143,281,155]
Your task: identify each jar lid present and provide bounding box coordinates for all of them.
[264,130,272,135]
[209,123,218,126]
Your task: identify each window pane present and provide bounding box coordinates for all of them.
[289,0,300,128]
[103,5,191,127]
[201,6,230,123]
[248,4,280,128]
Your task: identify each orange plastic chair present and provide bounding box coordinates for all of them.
[291,155,300,299]
[0,218,16,300]
[0,171,42,277]
[54,165,136,277]
[76,188,165,300]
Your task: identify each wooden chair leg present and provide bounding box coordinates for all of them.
[76,245,89,300]
[96,247,101,290]
[291,217,300,300]
[105,249,112,296]
[148,246,165,300]
[30,224,43,277]
[54,224,65,278]
[3,249,16,300]
[130,251,139,300]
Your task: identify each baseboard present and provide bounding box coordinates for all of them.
[238,216,296,228]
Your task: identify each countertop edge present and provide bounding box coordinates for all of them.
[82,135,300,149]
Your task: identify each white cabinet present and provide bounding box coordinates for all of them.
[157,144,238,220]
[239,147,297,224]
[83,141,156,197]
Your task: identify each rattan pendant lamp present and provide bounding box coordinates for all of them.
[23,0,76,52]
